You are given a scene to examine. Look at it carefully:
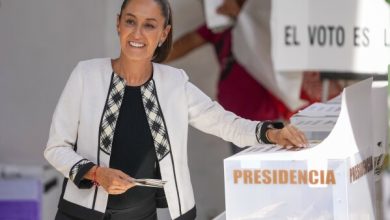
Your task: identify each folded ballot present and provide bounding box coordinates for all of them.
[132,178,166,188]
[203,0,233,31]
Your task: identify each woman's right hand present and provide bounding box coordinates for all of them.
[87,166,136,195]
[266,124,308,148]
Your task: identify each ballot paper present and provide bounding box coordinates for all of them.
[203,0,233,31]
[132,178,166,188]
[236,142,319,156]
[290,116,338,141]
[326,94,342,104]
[294,102,341,117]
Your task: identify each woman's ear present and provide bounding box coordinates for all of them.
[160,25,172,44]
[116,14,121,35]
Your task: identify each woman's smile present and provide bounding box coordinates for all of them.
[128,41,146,48]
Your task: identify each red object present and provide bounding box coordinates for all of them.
[92,166,100,187]
[196,25,281,121]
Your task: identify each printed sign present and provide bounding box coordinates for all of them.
[271,0,390,73]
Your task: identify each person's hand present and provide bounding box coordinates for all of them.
[95,167,135,195]
[302,71,322,102]
[216,0,241,18]
[266,124,308,148]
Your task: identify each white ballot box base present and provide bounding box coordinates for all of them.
[224,79,378,220]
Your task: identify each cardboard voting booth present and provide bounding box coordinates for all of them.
[0,164,62,220]
[224,79,387,220]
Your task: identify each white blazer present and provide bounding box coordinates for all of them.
[44,58,265,220]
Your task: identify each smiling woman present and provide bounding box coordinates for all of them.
[113,0,172,86]
[44,0,308,219]
[117,0,172,64]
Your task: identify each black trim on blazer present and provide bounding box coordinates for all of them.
[155,162,168,208]
[70,136,94,189]
[98,72,116,156]
[57,178,103,219]
[73,162,95,189]
[152,79,182,215]
[259,121,284,144]
[175,206,196,220]
[58,197,104,220]
[92,72,116,209]
[59,178,68,202]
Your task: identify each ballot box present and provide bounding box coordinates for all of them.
[290,102,340,141]
[224,79,382,220]
[0,164,62,220]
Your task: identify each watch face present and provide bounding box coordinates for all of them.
[271,122,285,129]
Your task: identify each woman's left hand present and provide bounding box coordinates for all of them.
[266,124,308,148]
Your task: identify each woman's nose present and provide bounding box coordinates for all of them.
[132,25,142,38]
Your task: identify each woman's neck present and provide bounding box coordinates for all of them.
[112,56,153,86]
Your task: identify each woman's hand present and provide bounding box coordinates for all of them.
[86,166,136,195]
[266,124,308,148]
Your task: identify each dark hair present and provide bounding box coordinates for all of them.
[119,0,173,63]
[237,0,247,8]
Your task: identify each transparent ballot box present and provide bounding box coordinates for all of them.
[224,79,386,220]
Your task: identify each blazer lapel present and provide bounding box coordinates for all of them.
[141,79,171,161]
[99,73,126,155]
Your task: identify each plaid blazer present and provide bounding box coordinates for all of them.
[44,58,264,220]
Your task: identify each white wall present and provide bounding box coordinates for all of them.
[0,0,107,165]
[0,0,228,219]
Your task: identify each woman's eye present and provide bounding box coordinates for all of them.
[144,23,155,29]
[126,19,135,25]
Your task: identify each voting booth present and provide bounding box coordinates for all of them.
[0,164,62,220]
[224,79,388,220]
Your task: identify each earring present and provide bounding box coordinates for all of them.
[158,42,163,47]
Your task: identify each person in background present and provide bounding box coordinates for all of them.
[166,0,286,154]
[44,0,308,219]
[300,71,342,104]
[166,0,343,129]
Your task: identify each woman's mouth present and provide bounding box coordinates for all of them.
[128,41,145,48]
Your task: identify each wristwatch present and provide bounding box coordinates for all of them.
[256,121,284,144]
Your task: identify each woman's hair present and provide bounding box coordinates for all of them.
[119,0,173,63]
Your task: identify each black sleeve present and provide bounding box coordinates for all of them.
[255,121,284,144]
[69,159,96,189]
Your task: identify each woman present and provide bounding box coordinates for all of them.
[44,0,307,219]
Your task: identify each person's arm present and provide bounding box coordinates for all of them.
[44,62,97,189]
[165,31,207,62]
[44,63,134,193]
[183,70,307,148]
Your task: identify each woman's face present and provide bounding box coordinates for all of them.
[117,0,171,62]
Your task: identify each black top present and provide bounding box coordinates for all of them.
[107,81,158,210]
